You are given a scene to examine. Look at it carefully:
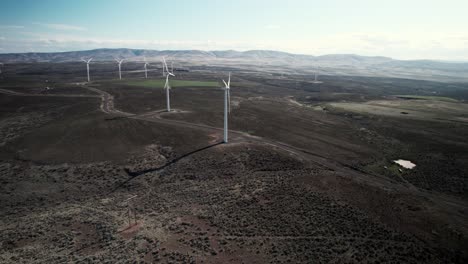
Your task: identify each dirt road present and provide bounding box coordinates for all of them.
[0,85,425,189]
[0,88,100,98]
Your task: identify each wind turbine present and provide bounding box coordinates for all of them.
[143,57,149,79]
[162,57,175,112]
[115,58,124,80]
[222,73,231,143]
[81,58,93,82]
[312,67,323,84]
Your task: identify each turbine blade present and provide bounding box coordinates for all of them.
[164,62,170,73]
[222,80,228,88]
[88,58,93,63]
[162,57,170,73]
[228,72,231,87]
[169,73,175,77]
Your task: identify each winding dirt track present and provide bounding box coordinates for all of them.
[3,85,467,261]
[0,85,408,188]
[0,87,336,166]
[3,85,468,234]
[0,85,419,189]
[0,88,100,98]
[85,86,338,163]
[81,85,418,190]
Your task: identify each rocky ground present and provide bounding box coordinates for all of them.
[1,143,460,263]
[0,64,467,263]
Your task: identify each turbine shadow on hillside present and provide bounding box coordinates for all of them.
[108,142,223,194]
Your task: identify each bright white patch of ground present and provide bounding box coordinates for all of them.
[394,159,416,169]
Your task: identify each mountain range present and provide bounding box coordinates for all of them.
[1,48,468,82]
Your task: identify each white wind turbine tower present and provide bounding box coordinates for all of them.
[115,58,124,80]
[162,57,175,112]
[143,57,149,79]
[312,67,323,84]
[81,58,93,82]
[222,73,231,143]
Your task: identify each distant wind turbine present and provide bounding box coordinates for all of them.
[312,67,323,84]
[162,57,175,112]
[222,73,231,143]
[115,58,124,80]
[143,57,149,79]
[81,58,93,82]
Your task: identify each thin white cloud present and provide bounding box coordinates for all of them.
[0,25,25,29]
[33,22,87,31]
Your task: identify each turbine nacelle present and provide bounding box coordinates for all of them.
[81,58,93,82]
[161,57,175,112]
[114,58,124,80]
[222,72,232,143]
[81,57,93,64]
[222,72,232,114]
[222,72,231,89]
[162,57,175,77]
[162,57,175,90]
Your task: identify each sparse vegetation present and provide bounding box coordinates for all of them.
[0,62,467,263]
[122,79,220,88]
[395,94,460,102]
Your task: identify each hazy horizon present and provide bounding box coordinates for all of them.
[1,0,467,60]
[2,47,468,63]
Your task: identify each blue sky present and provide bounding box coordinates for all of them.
[1,0,467,60]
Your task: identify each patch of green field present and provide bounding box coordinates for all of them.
[329,98,468,123]
[364,160,403,178]
[123,79,220,88]
[395,95,459,103]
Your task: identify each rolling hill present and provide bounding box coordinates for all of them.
[1,48,468,82]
